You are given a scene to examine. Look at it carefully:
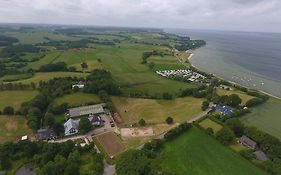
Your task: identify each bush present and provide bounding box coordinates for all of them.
[239,150,255,160]
[206,127,214,135]
[138,119,146,126]
[3,106,14,115]
[201,101,209,111]
[245,97,265,107]
[164,123,192,141]
[79,118,93,134]
[165,117,173,124]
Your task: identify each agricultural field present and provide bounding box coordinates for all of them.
[158,128,266,175]
[0,90,39,111]
[216,88,254,105]
[111,96,204,124]
[15,72,89,84]
[199,118,223,133]
[241,97,281,140]
[0,115,33,143]
[51,92,101,107]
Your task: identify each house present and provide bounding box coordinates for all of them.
[37,128,57,140]
[89,115,103,126]
[238,135,257,150]
[254,150,269,162]
[64,118,79,136]
[66,103,106,118]
[216,105,235,117]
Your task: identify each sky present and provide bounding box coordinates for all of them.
[0,0,281,33]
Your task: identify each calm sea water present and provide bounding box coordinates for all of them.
[165,29,281,98]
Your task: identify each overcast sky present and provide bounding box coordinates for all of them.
[0,0,280,33]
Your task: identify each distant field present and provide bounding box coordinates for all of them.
[0,115,33,143]
[216,88,254,105]
[241,97,281,140]
[199,118,223,133]
[159,128,266,175]
[51,92,100,107]
[0,90,39,111]
[111,96,204,124]
[15,72,89,84]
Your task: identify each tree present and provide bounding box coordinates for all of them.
[3,106,14,115]
[52,122,64,136]
[206,127,214,135]
[81,62,88,69]
[216,127,235,146]
[165,117,173,124]
[79,118,93,134]
[201,101,209,111]
[44,113,55,127]
[225,118,245,137]
[138,119,146,127]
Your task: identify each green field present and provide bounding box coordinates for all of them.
[15,72,89,84]
[199,118,223,133]
[159,128,266,175]
[51,92,100,107]
[241,97,281,140]
[216,88,254,105]
[111,96,204,124]
[0,90,39,111]
[0,115,33,143]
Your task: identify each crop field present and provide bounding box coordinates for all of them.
[0,115,33,143]
[241,97,281,140]
[159,128,266,175]
[0,90,39,111]
[15,72,89,84]
[51,92,100,107]
[199,118,223,133]
[216,88,254,105]
[111,96,204,124]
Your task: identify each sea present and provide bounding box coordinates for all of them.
[165,29,281,98]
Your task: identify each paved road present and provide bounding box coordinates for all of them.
[103,160,116,175]
[188,108,212,123]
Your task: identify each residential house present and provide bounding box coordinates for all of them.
[89,115,103,126]
[238,135,257,150]
[216,105,235,117]
[64,118,79,136]
[37,128,57,140]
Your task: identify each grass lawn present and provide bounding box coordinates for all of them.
[0,115,33,143]
[0,90,39,111]
[51,92,100,108]
[15,72,89,84]
[216,88,254,105]
[111,96,204,124]
[241,97,281,140]
[159,128,266,175]
[199,118,223,133]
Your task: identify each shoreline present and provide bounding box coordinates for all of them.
[187,52,281,100]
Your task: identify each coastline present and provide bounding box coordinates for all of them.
[187,52,281,100]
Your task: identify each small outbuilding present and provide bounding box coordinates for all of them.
[238,135,257,150]
[254,150,269,162]
[37,128,57,140]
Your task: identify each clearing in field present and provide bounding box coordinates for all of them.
[51,92,100,108]
[216,88,254,105]
[241,97,281,140]
[96,132,125,158]
[120,127,154,139]
[0,90,39,111]
[111,96,204,124]
[199,118,223,133]
[0,115,33,143]
[15,72,89,84]
[158,128,265,175]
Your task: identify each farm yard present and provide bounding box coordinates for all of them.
[158,128,266,175]
[0,90,39,111]
[111,96,204,124]
[241,97,281,140]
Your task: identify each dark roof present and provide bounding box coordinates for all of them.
[37,128,57,140]
[216,105,235,117]
[254,150,269,161]
[15,166,36,175]
[239,135,257,150]
[90,115,102,123]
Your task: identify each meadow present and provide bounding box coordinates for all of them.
[158,128,266,175]
[0,115,33,143]
[0,90,39,111]
[111,96,204,124]
[199,118,223,133]
[241,97,281,140]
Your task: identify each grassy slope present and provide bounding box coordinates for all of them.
[159,128,266,175]
[0,90,39,111]
[216,88,254,105]
[15,72,89,84]
[111,96,203,124]
[0,115,33,143]
[199,118,223,133]
[51,92,100,107]
[241,97,281,140]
